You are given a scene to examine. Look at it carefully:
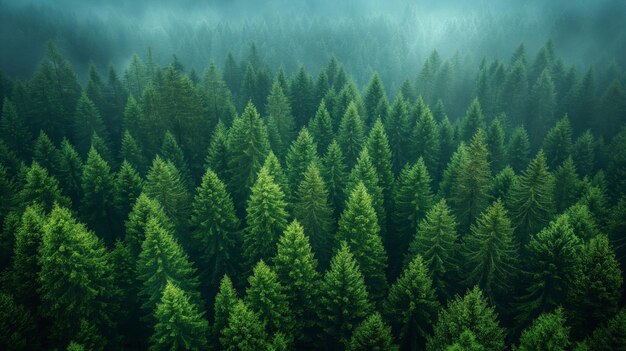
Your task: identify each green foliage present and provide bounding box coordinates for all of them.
[321,140,348,217]
[413,106,440,173]
[384,255,439,350]
[286,127,318,193]
[144,156,190,233]
[204,121,230,181]
[33,130,59,175]
[427,287,506,351]
[0,98,31,158]
[386,93,411,172]
[490,166,517,205]
[542,116,573,170]
[221,300,268,351]
[364,73,388,127]
[0,292,37,351]
[81,147,116,245]
[486,117,506,173]
[515,309,569,351]
[338,101,365,168]
[346,148,386,233]
[18,161,70,212]
[553,157,581,212]
[212,275,239,345]
[57,138,84,206]
[120,130,147,175]
[348,313,399,351]
[309,100,334,154]
[266,81,295,153]
[577,309,626,351]
[124,193,174,257]
[507,127,531,173]
[461,99,485,142]
[74,93,109,156]
[114,160,144,226]
[159,131,192,188]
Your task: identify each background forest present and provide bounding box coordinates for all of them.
[1,0,626,350]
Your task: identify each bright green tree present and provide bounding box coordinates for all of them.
[18,162,70,212]
[159,131,192,189]
[348,313,399,351]
[81,147,116,245]
[212,275,239,346]
[124,193,174,257]
[346,148,386,234]
[221,300,267,351]
[321,140,348,217]
[490,167,517,206]
[262,151,290,199]
[114,160,143,226]
[204,121,230,181]
[337,101,365,168]
[144,156,190,234]
[412,106,440,173]
[515,308,570,351]
[286,127,318,192]
[366,119,395,214]
[120,130,147,175]
[266,81,295,153]
[309,100,334,154]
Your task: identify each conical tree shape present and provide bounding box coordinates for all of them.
[337,182,388,301]
[337,101,365,168]
[262,151,291,199]
[462,200,519,301]
[0,98,31,158]
[542,116,573,170]
[407,199,458,299]
[427,286,506,351]
[202,62,237,130]
[412,106,440,173]
[460,98,485,142]
[318,243,372,349]
[572,130,595,177]
[144,156,190,234]
[212,275,238,346]
[120,130,147,175]
[348,313,398,351]
[150,281,208,351]
[366,119,394,214]
[452,129,491,233]
[309,100,334,154]
[227,101,270,204]
[346,148,386,234]
[386,93,411,172]
[507,127,531,173]
[273,220,320,345]
[18,161,70,212]
[137,216,199,320]
[124,193,175,257]
[516,308,570,351]
[321,140,348,217]
[293,164,333,265]
[486,117,506,173]
[57,138,84,207]
[80,147,116,245]
[290,66,314,128]
[384,255,439,351]
[553,157,581,212]
[74,92,109,156]
[159,131,192,189]
[221,300,267,351]
[364,73,387,127]
[245,260,293,337]
[190,167,241,302]
[243,167,289,268]
[266,81,295,152]
[577,309,626,351]
[286,127,318,193]
[113,160,143,228]
[508,150,555,245]
[439,142,467,200]
[33,131,59,177]
[204,120,229,182]
[528,69,556,147]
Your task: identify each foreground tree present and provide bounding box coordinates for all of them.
[515,308,570,351]
[81,147,116,245]
[212,275,239,346]
[348,313,399,351]
[221,301,268,351]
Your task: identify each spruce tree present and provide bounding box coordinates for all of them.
[486,117,506,173]
[386,93,411,172]
[159,131,192,189]
[337,101,365,168]
[439,143,467,200]
[245,260,293,337]
[438,115,457,177]
[507,126,531,173]
[542,116,573,170]
[460,98,485,142]
[202,62,237,130]
[577,309,626,351]
[384,255,439,350]
[318,243,372,349]
[190,167,240,302]
[553,157,581,212]
[427,287,506,351]
[321,140,348,217]
[18,161,70,212]
[262,151,291,199]
[124,193,174,257]
[80,147,116,245]
[412,106,440,173]
[528,69,556,147]
[144,156,190,234]
[0,292,37,351]
[572,130,595,177]
[346,148,386,233]
[33,131,60,175]
[348,313,399,351]
[221,300,268,351]
[266,81,295,153]
[293,164,333,265]
[243,167,289,268]
[204,120,230,181]
[364,73,387,127]
[309,100,334,154]
[0,98,31,158]
[113,161,143,227]
[490,167,517,206]
[57,138,84,207]
[515,309,570,351]
[150,281,208,351]
[212,275,239,346]
[462,200,518,300]
[286,127,318,193]
[508,151,555,245]
[407,199,458,299]
[120,130,147,175]
[74,93,109,156]
[290,66,314,128]
[337,182,388,301]
[366,119,394,213]
[273,220,320,345]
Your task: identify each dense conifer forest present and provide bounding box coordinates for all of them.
[1,1,626,350]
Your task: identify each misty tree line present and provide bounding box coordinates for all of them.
[0,41,625,350]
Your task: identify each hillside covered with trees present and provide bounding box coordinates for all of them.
[1,1,626,350]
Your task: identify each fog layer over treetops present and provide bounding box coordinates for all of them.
[1,0,625,90]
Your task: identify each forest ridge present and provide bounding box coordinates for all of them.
[0,37,625,351]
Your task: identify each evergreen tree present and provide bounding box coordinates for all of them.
[290,66,314,128]
[120,130,147,175]
[386,93,411,172]
[452,130,491,233]
[348,313,399,351]
[439,143,467,200]
[0,292,37,351]
[212,275,238,346]
[318,243,372,349]
[137,217,199,319]
[346,148,386,233]
[507,127,531,173]
[293,164,333,265]
[499,59,528,126]
[576,309,626,351]
[460,99,485,142]
[262,151,291,199]
[245,260,293,337]
[309,100,334,154]
[149,281,208,351]
[515,309,570,351]
[564,203,601,240]
[144,156,190,234]
[204,121,230,182]
[81,147,116,245]
[462,200,518,300]
[486,117,506,173]
[508,151,555,245]
[221,300,268,351]
[286,127,318,193]
[243,167,289,268]
[528,69,556,147]
[57,138,84,207]
[266,81,295,153]
[74,93,109,156]
[0,98,31,158]
[438,115,457,177]
[407,199,458,299]
[190,167,240,302]
[202,62,237,130]
[572,131,595,177]
[159,131,192,189]
[113,161,143,227]
[337,101,365,168]
[321,140,348,217]
[39,206,115,345]
[227,102,270,204]
[543,116,574,170]
[18,161,70,212]
[33,130,59,175]
[413,106,440,173]
[273,220,320,345]
[427,287,506,351]
[366,119,395,214]
[490,167,517,206]
[384,255,439,350]
[337,182,388,301]
[553,157,581,212]
[124,193,174,257]
[364,73,387,127]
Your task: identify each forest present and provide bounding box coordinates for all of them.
[1,0,626,350]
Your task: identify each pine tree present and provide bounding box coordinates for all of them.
[286,127,318,193]
[508,151,555,245]
[243,167,289,268]
[528,69,556,147]
[337,101,365,168]
[290,66,314,129]
[337,182,388,301]
[321,140,348,217]
[553,157,581,212]
[460,99,485,142]
[227,102,270,204]
[74,93,109,156]
[542,116,573,170]
[221,300,268,351]
[124,193,174,257]
[0,292,37,351]
[190,167,241,302]
[577,309,626,351]
[348,313,399,351]
[202,62,237,130]
[518,214,581,324]
[293,164,333,265]
[412,106,440,173]
[392,159,435,274]
[0,98,31,158]
[144,156,190,234]
[346,148,386,233]
[462,200,518,300]
[57,138,84,207]
[120,130,147,175]
[407,199,459,299]
[89,132,114,168]
[33,130,59,175]
[137,216,199,319]
[486,117,506,173]
[266,81,295,153]
[386,93,411,172]
[364,73,387,127]
[318,243,372,349]
[262,151,291,199]
[159,131,192,189]
[384,255,439,350]
[39,206,115,345]
[309,100,334,154]
[366,119,394,213]
[452,130,491,233]
[515,309,570,351]
[499,59,528,126]
[439,143,467,199]
[150,281,208,351]
[114,161,143,227]
[245,260,293,337]
[564,203,601,240]
[507,127,531,173]
[18,161,70,212]
[212,275,238,346]
[427,287,506,351]
[490,167,517,206]
[572,131,595,177]
[567,235,622,336]
[81,147,116,245]
[273,220,320,345]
